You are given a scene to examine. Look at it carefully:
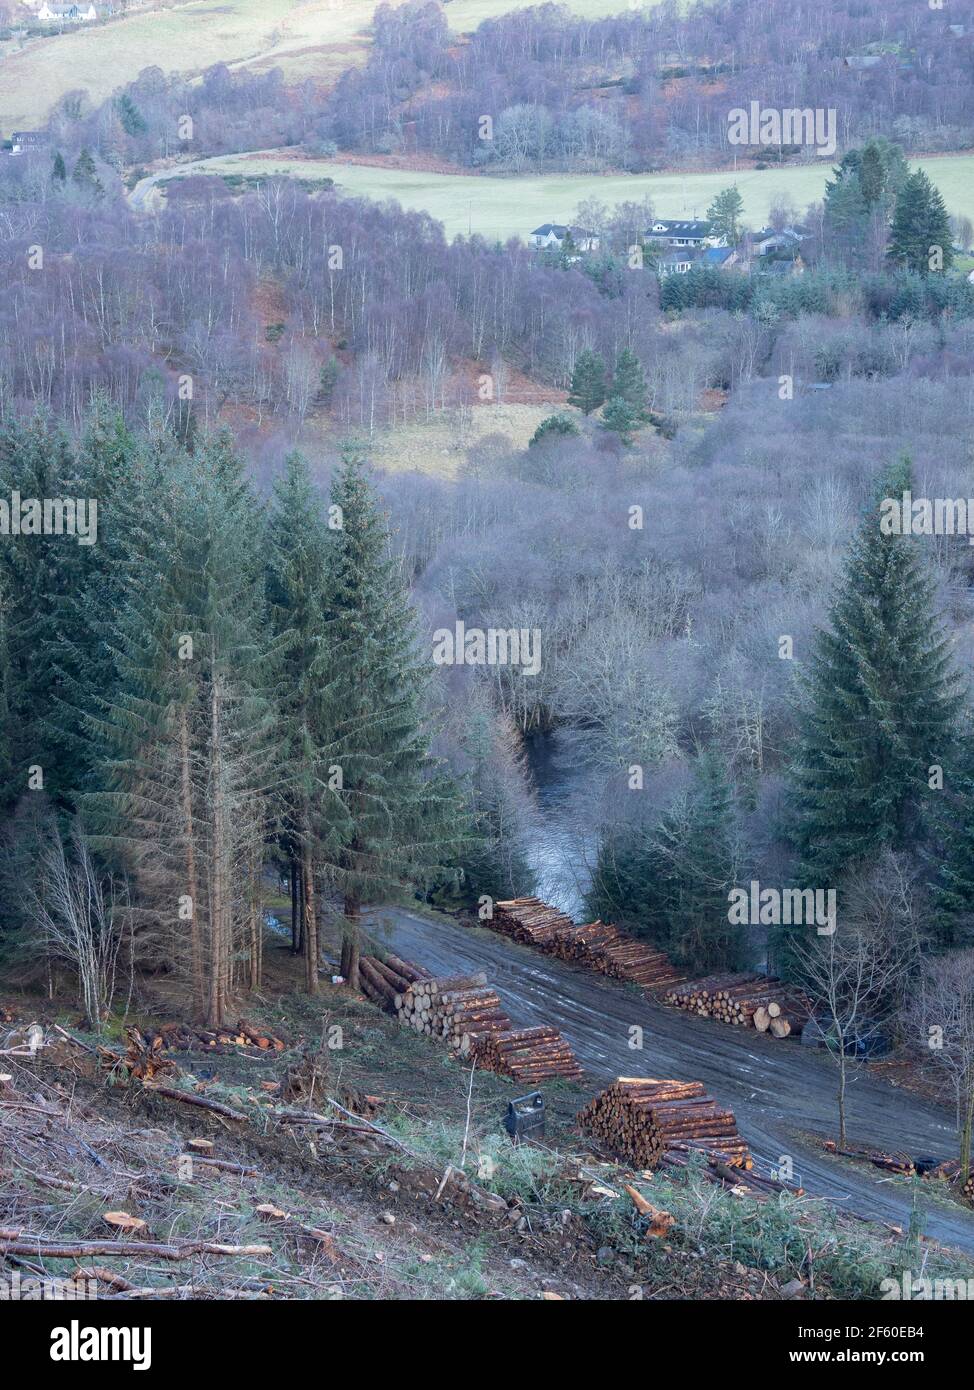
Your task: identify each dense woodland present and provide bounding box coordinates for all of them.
[1,1,974,1184]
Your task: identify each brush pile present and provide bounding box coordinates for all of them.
[663,974,811,1038]
[493,899,684,992]
[148,1020,288,1054]
[464,1026,584,1083]
[358,953,433,1012]
[577,1077,752,1169]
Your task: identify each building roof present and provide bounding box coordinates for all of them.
[649,219,712,238]
[702,246,734,266]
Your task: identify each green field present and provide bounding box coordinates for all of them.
[162,151,974,238]
[0,0,662,133]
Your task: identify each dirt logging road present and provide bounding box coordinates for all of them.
[362,907,974,1257]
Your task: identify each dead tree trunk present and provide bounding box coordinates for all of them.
[303,840,317,995]
[179,706,203,1017]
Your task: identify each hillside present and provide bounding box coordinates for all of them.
[0,0,664,132]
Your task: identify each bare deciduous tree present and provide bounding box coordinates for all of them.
[903,951,974,1181]
[25,821,126,1031]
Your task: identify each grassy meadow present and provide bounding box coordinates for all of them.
[162,150,974,239]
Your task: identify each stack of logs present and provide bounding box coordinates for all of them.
[664,974,811,1038]
[395,973,505,1042]
[578,1077,752,1169]
[465,1026,584,1083]
[494,899,685,992]
[358,953,433,1012]
[394,973,584,1082]
[491,898,575,948]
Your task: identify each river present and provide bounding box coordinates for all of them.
[522,730,599,920]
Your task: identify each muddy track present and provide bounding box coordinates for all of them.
[362,907,974,1257]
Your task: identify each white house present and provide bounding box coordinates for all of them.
[646,219,723,250]
[530,223,600,253]
[37,3,98,22]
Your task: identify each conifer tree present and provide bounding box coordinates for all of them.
[0,414,77,809]
[706,186,744,244]
[322,447,461,988]
[887,170,954,275]
[567,349,607,415]
[589,755,741,973]
[928,726,974,950]
[790,458,962,885]
[611,348,649,420]
[267,452,340,993]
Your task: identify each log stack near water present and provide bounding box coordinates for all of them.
[493,899,684,992]
[663,973,812,1038]
[577,1077,752,1169]
[492,898,576,948]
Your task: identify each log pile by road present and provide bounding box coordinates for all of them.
[465,1025,584,1083]
[577,1077,752,1169]
[395,973,503,1039]
[494,899,684,992]
[492,898,576,947]
[394,973,584,1082]
[358,952,433,1012]
[663,973,811,1038]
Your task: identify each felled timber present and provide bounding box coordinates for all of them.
[664,974,812,1037]
[493,899,684,992]
[577,1077,752,1170]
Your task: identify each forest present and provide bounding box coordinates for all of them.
[1,0,974,1320]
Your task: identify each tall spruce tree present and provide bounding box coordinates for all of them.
[887,169,954,276]
[267,452,341,993]
[322,447,461,988]
[567,349,607,415]
[790,458,962,885]
[0,414,78,809]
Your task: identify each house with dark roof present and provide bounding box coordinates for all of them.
[530,224,600,252]
[646,219,722,249]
